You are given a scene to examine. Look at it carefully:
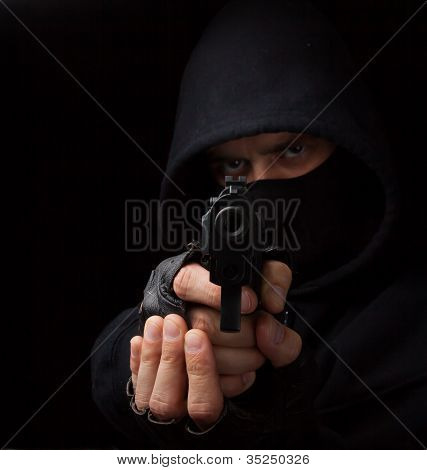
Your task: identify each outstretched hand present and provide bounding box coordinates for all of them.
[130,260,301,431]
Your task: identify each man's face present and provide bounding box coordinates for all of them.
[207,131,336,185]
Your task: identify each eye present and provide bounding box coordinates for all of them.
[209,157,249,183]
[224,159,245,171]
[282,144,305,158]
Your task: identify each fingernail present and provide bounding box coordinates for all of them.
[164,318,180,340]
[185,332,202,352]
[241,289,252,312]
[144,321,162,341]
[272,323,285,345]
[242,371,256,386]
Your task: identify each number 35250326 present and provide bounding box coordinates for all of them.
[246,454,310,465]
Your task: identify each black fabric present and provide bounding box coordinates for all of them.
[160,0,399,294]
[139,244,203,334]
[91,0,427,449]
[244,148,385,286]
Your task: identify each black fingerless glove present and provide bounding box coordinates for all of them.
[138,242,204,335]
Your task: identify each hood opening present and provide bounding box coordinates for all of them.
[160,0,400,292]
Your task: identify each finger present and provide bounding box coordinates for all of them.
[188,305,257,348]
[213,345,265,375]
[219,372,256,398]
[185,329,224,431]
[256,312,302,368]
[260,260,292,314]
[134,316,163,411]
[130,335,143,388]
[173,263,257,314]
[149,314,188,421]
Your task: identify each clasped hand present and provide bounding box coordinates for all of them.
[130,260,301,431]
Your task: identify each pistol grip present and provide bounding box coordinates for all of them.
[220,285,241,332]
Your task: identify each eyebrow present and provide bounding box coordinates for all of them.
[207,136,303,160]
[258,139,300,156]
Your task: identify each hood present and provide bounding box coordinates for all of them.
[160,0,400,293]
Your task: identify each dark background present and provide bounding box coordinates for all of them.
[1,0,425,449]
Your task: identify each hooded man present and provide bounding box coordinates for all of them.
[91,0,427,449]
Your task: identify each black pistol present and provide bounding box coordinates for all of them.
[201,176,265,332]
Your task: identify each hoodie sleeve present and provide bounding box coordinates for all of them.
[91,308,346,449]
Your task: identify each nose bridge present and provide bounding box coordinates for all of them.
[252,155,275,180]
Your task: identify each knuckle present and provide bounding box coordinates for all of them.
[149,395,176,419]
[141,345,161,364]
[132,374,138,391]
[140,357,159,372]
[189,311,213,336]
[130,361,139,375]
[265,296,285,314]
[207,285,220,307]
[160,344,183,365]
[173,265,193,300]
[135,391,150,410]
[186,353,210,377]
[188,403,221,424]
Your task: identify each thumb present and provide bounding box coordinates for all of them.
[255,312,302,368]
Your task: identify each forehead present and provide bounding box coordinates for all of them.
[207,131,296,157]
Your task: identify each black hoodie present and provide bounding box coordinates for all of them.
[91,0,427,449]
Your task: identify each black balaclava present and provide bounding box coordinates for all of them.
[160,0,399,293]
[244,148,385,286]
